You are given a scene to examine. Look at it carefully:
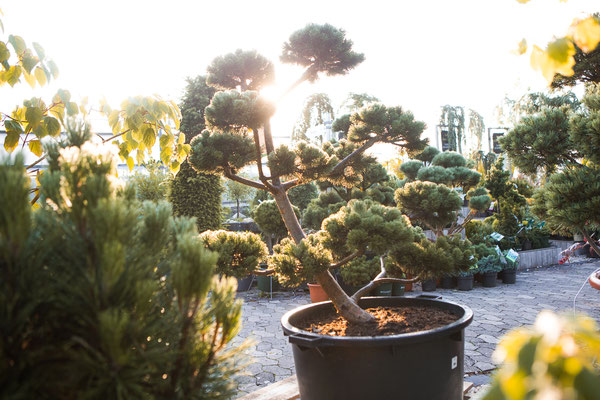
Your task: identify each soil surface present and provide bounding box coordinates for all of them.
[298,305,459,337]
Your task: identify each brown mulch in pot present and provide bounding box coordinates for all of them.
[297,305,459,337]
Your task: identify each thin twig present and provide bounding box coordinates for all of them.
[329,249,365,269]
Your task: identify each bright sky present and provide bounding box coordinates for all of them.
[1,0,598,153]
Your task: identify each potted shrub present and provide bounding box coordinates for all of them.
[188,24,476,399]
[455,266,478,291]
[199,229,268,291]
[501,250,519,284]
[337,256,380,296]
[476,255,503,287]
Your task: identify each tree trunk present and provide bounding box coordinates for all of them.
[580,228,600,257]
[271,187,374,324]
[236,199,240,219]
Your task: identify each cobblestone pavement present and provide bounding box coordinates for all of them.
[231,260,600,397]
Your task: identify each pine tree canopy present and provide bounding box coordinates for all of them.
[252,200,300,239]
[204,90,275,132]
[200,230,268,278]
[501,107,578,175]
[415,145,440,165]
[347,103,428,153]
[189,130,255,175]
[395,181,462,233]
[207,49,275,90]
[280,23,365,80]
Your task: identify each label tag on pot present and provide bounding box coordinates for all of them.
[495,245,502,256]
[506,249,519,263]
[451,356,457,369]
[490,232,504,241]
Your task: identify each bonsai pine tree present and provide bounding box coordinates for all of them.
[0,124,246,399]
[505,84,600,255]
[188,24,474,324]
[396,151,491,236]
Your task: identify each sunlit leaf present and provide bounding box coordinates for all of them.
[66,101,79,116]
[8,34,25,55]
[23,70,36,88]
[4,132,19,152]
[108,110,121,128]
[573,17,600,53]
[530,42,575,83]
[515,0,530,3]
[4,119,24,135]
[142,126,156,148]
[1,65,22,86]
[126,156,134,171]
[34,66,47,86]
[32,42,45,60]
[20,49,38,74]
[512,38,527,56]
[56,89,71,103]
[47,60,59,78]
[28,140,43,156]
[0,41,9,62]
[43,116,61,136]
[25,106,43,128]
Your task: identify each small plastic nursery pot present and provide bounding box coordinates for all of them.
[236,275,254,292]
[373,282,393,296]
[421,279,437,292]
[281,296,473,400]
[257,274,281,292]
[392,282,405,296]
[502,269,517,284]
[441,276,455,289]
[482,272,498,288]
[457,275,474,291]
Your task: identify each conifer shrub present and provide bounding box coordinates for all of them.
[200,230,268,278]
[0,127,246,399]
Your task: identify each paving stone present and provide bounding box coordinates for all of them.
[233,261,600,397]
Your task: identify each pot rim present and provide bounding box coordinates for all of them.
[281,296,473,347]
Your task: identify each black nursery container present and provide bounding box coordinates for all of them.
[281,297,473,400]
[457,275,474,291]
[502,269,517,284]
[482,272,498,287]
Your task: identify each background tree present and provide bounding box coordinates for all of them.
[287,182,318,211]
[225,178,255,219]
[333,92,380,138]
[291,93,334,143]
[506,84,600,254]
[170,75,223,232]
[0,126,246,399]
[439,105,465,153]
[467,109,485,151]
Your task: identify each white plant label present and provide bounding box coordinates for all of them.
[506,249,519,263]
[451,356,458,369]
[490,232,504,241]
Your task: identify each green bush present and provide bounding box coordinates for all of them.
[200,230,268,278]
[477,254,503,274]
[128,160,171,202]
[339,256,380,287]
[169,160,222,232]
[0,134,245,399]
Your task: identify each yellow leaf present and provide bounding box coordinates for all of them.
[23,70,36,88]
[530,41,575,83]
[34,67,47,86]
[126,156,134,171]
[573,17,600,53]
[515,0,530,3]
[28,140,43,156]
[178,133,185,145]
[512,38,527,56]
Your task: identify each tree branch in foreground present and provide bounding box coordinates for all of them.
[351,256,421,302]
[224,167,267,191]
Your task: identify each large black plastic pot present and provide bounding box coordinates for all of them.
[281,296,473,400]
[482,272,498,287]
[502,269,516,284]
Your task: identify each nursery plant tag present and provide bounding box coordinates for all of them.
[506,249,519,263]
[500,255,507,264]
[489,201,495,211]
[490,232,504,241]
[495,245,502,256]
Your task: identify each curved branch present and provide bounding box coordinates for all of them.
[351,256,422,301]
[329,137,378,177]
[282,178,300,191]
[223,167,267,191]
[329,249,365,270]
[279,65,317,101]
[253,268,275,276]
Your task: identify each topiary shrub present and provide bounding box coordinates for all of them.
[128,160,171,202]
[169,161,223,232]
[200,230,268,278]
